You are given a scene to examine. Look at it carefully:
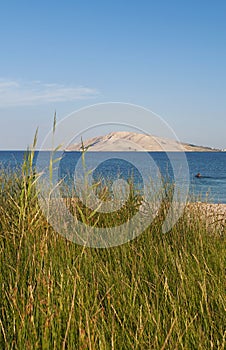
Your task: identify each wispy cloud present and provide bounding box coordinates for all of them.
[0,79,99,107]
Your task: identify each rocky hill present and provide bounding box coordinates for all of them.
[66,131,220,152]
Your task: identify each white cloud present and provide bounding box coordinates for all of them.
[0,79,99,107]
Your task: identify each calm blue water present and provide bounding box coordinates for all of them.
[0,150,226,203]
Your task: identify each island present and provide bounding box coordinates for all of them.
[66,131,220,152]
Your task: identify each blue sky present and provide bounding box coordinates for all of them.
[0,0,226,149]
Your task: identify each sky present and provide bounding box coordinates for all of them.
[0,0,226,149]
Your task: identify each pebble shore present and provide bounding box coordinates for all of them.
[186,202,226,233]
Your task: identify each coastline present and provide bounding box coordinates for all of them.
[187,201,226,215]
[186,202,226,232]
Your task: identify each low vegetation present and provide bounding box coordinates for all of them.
[0,146,225,350]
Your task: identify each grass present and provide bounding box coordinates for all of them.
[0,148,225,349]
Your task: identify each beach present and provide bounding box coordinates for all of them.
[186,202,226,232]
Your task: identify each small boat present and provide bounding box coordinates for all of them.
[195,173,201,178]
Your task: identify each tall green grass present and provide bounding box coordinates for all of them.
[0,146,225,349]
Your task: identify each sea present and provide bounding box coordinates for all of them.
[0,150,226,204]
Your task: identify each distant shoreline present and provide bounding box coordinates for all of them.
[0,149,224,153]
[0,148,223,153]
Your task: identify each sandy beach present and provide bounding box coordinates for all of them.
[186,202,226,232]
